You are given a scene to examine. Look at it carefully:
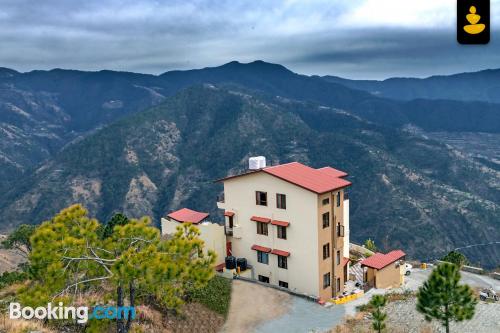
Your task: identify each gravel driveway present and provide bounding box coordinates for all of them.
[221,280,345,333]
[255,296,345,333]
[385,298,500,333]
[222,268,500,333]
[405,268,500,292]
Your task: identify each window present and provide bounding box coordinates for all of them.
[278,255,288,269]
[337,250,341,265]
[323,243,330,259]
[322,212,330,228]
[256,191,267,206]
[337,192,342,207]
[323,272,331,288]
[322,197,329,205]
[337,278,341,292]
[257,222,268,235]
[277,225,287,239]
[337,223,344,237]
[276,193,286,209]
[279,281,289,288]
[258,275,270,283]
[257,251,269,264]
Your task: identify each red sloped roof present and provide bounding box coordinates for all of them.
[271,220,290,227]
[224,211,235,217]
[317,166,348,178]
[341,257,350,267]
[251,245,272,253]
[251,216,271,223]
[360,250,406,270]
[262,162,351,194]
[167,208,209,224]
[271,249,290,257]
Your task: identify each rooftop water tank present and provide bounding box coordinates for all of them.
[249,156,266,170]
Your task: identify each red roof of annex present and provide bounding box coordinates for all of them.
[360,250,406,270]
[218,162,351,194]
[167,208,209,224]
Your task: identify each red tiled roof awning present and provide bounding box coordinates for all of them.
[360,250,406,270]
[271,249,290,257]
[224,211,235,217]
[251,245,272,253]
[342,257,350,267]
[167,208,209,224]
[271,220,290,227]
[251,216,271,223]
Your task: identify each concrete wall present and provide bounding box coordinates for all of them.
[343,199,350,259]
[365,263,403,289]
[332,190,346,297]
[221,172,320,297]
[317,191,334,300]
[161,218,226,266]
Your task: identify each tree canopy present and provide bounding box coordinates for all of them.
[441,251,469,268]
[1,224,35,257]
[369,294,387,333]
[99,213,130,239]
[417,263,476,333]
[21,204,216,333]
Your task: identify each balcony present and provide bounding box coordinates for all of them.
[232,225,242,239]
[225,226,233,236]
[217,193,226,209]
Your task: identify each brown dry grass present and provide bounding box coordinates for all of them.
[0,314,57,333]
[330,312,371,333]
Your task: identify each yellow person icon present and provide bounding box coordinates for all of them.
[464,6,486,34]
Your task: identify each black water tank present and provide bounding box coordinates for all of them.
[225,256,236,269]
[236,258,247,271]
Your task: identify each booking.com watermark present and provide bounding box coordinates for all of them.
[9,302,136,324]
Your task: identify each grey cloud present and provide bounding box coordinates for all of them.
[0,0,498,79]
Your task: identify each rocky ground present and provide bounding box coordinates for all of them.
[385,298,500,333]
[0,234,25,274]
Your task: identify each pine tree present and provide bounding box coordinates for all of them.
[22,204,216,333]
[99,212,130,239]
[369,294,387,332]
[1,224,35,257]
[417,263,477,333]
[441,251,469,268]
[364,238,377,252]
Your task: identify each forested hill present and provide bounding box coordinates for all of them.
[1,85,498,267]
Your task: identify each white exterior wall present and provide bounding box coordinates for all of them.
[161,218,226,266]
[221,172,320,297]
[343,199,350,258]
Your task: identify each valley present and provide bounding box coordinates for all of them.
[0,62,498,268]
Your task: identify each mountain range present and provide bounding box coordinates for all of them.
[322,69,500,103]
[0,61,498,267]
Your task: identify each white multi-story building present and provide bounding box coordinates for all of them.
[217,158,351,300]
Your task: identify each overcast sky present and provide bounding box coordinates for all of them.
[1,0,499,79]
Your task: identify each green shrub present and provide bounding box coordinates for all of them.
[190,276,232,316]
[0,270,27,290]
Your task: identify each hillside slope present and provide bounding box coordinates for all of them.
[1,86,498,266]
[2,61,499,195]
[323,69,500,103]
